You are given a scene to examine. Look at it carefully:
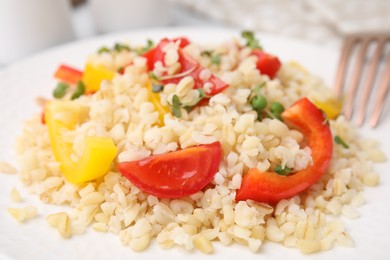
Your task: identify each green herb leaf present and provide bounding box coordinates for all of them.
[172,95,182,118]
[274,165,293,176]
[241,30,262,50]
[71,81,86,100]
[136,39,155,55]
[144,39,154,52]
[97,46,110,54]
[114,43,131,52]
[201,50,213,57]
[152,82,163,93]
[198,88,205,99]
[149,71,160,81]
[252,83,265,95]
[334,135,349,149]
[211,54,221,65]
[53,82,69,99]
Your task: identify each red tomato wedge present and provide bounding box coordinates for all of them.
[54,64,83,85]
[251,50,281,79]
[118,142,222,198]
[236,98,333,203]
[143,38,229,96]
[172,37,191,48]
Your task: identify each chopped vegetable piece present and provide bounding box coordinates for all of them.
[313,98,343,120]
[117,142,222,198]
[114,43,131,52]
[41,111,46,124]
[251,95,267,111]
[143,38,229,96]
[201,50,213,57]
[97,46,110,54]
[334,135,349,149]
[45,101,117,184]
[143,39,154,52]
[54,65,83,85]
[71,81,85,100]
[251,50,281,79]
[211,54,221,65]
[172,95,182,118]
[241,30,262,50]
[274,165,293,176]
[149,71,160,81]
[53,83,69,99]
[172,37,191,48]
[81,63,115,92]
[146,81,170,126]
[135,39,155,55]
[236,98,333,203]
[252,83,265,94]
[270,102,285,115]
[152,82,163,93]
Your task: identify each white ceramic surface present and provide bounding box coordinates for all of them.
[0,0,74,65]
[0,27,389,260]
[89,0,170,33]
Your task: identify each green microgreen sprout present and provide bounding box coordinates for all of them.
[97,46,110,54]
[114,43,131,52]
[241,30,262,50]
[53,82,69,99]
[71,81,86,100]
[211,54,221,65]
[172,95,182,118]
[149,71,160,81]
[274,165,293,176]
[334,135,349,149]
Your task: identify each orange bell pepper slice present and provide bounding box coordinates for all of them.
[54,64,83,85]
[236,98,333,203]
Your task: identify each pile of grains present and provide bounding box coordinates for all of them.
[5,37,386,254]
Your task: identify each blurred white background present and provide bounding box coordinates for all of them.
[0,0,389,67]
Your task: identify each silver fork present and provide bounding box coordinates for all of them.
[334,33,390,127]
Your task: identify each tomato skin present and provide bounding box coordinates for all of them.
[235,98,333,203]
[117,142,222,198]
[143,38,229,96]
[172,37,191,48]
[251,50,281,79]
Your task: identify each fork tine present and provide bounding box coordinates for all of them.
[370,52,390,128]
[334,36,356,97]
[356,38,385,126]
[344,38,370,120]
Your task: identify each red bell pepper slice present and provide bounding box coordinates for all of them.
[251,50,281,79]
[41,111,46,124]
[143,38,229,96]
[54,64,83,85]
[236,98,333,203]
[117,142,222,198]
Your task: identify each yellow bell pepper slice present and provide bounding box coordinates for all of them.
[82,63,115,93]
[288,61,343,120]
[287,60,309,74]
[312,98,343,120]
[45,101,117,184]
[147,81,170,126]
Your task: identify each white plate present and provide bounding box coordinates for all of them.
[0,27,389,260]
